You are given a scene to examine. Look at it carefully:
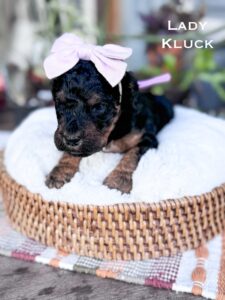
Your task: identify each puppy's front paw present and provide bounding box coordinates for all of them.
[45,167,72,189]
[103,170,133,194]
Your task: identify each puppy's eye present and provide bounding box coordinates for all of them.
[66,102,74,108]
[92,103,107,114]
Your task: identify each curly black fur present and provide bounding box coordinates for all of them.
[46,60,174,192]
[51,60,174,159]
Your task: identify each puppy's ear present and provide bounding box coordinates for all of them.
[120,72,139,109]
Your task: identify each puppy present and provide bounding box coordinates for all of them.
[45,60,174,193]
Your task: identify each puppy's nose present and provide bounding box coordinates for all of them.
[64,135,81,146]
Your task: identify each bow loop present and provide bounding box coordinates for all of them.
[43,33,132,86]
[51,33,83,53]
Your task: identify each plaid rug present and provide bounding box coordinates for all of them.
[0,199,224,299]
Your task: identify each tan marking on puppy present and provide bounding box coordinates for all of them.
[103,147,139,193]
[103,130,144,153]
[46,153,81,189]
[101,105,121,145]
[56,90,66,102]
[87,94,101,106]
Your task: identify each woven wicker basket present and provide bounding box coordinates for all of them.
[0,151,225,260]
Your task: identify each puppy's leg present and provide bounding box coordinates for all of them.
[45,153,81,189]
[103,147,139,193]
[103,134,158,194]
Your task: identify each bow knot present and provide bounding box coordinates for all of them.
[77,44,93,60]
[43,33,132,87]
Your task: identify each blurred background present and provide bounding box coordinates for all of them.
[1,0,225,131]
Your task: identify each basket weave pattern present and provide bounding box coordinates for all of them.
[1,152,225,260]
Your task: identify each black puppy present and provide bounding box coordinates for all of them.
[45,60,174,193]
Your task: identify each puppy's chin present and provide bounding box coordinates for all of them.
[60,146,104,157]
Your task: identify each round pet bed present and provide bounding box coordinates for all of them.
[1,106,225,260]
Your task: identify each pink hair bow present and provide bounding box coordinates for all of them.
[43,33,132,87]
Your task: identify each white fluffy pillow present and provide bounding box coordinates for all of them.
[4,106,225,205]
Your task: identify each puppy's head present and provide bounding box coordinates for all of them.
[51,60,122,157]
